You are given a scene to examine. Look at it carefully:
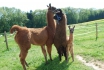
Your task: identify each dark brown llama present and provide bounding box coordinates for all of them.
[66,25,75,61]
[53,9,68,61]
[10,4,57,70]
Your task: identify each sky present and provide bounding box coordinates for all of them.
[0,0,104,12]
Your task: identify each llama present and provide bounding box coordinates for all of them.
[53,9,68,61]
[46,3,56,61]
[10,4,57,70]
[66,25,75,61]
[10,25,48,70]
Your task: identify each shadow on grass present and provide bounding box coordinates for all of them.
[35,56,73,70]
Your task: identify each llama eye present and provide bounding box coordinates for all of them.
[58,17,61,20]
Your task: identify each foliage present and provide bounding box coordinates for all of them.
[32,10,47,28]
[0,6,104,33]
[0,7,27,33]
[63,7,78,24]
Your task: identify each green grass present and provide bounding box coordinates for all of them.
[72,19,104,62]
[0,19,104,70]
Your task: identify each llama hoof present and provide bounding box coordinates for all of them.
[65,58,69,62]
[67,59,69,62]
[61,53,64,56]
[59,58,62,61]
[25,61,29,67]
[26,64,29,67]
[45,62,49,65]
[50,58,53,61]
[50,59,53,61]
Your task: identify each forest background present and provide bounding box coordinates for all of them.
[0,7,104,33]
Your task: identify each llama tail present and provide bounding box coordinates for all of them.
[10,25,20,33]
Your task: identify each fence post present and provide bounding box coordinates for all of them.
[96,23,98,40]
[4,31,9,50]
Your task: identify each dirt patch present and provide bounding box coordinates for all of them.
[76,55,104,70]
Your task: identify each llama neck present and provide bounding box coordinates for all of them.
[69,33,73,43]
[47,11,56,30]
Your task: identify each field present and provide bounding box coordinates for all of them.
[0,19,104,70]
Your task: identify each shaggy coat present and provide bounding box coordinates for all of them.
[10,4,57,70]
[10,25,48,70]
[53,9,67,61]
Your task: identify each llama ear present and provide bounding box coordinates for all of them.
[47,5,49,7]
[49,3,51,8]
[73,25,75,28]
[47,3,51,8]
[68,25,70,29]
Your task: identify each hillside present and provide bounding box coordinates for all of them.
[0,19,104,70]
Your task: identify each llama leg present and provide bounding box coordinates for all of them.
[59,52,62,61]
[46,45,52,61]
[58,48,62,61]
[69,46,74,61]
[41,46,47,63]
[19,53,21,57]
[19,52,28,67]
[62,47,67,61]
[66,46,69,62]
[25,60,29,67]
[64,50,67,61]
[20,50,28,70]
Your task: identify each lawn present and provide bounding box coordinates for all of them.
[73,19,104,62]
[0,19,104,70]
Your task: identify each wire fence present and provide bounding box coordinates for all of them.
[1,19,104,50]
[71,22,104,40]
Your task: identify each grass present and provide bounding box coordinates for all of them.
[72,19,104,62]
[0,37,93,70]
[0,19,104,70]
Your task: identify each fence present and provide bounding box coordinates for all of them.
[1,19,104,50]
[70,21,104,40]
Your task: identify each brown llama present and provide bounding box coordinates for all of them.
[10,4,57,70]
[46,3,56,61]
[66,25,75,61]
[53,9,68,61]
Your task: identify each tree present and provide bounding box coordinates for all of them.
[0,7,27,33]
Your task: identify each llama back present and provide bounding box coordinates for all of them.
[10,25,21,33]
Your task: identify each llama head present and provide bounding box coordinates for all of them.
[53,9,63,21]
[68,25,75,33]
[47,3,57,13]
